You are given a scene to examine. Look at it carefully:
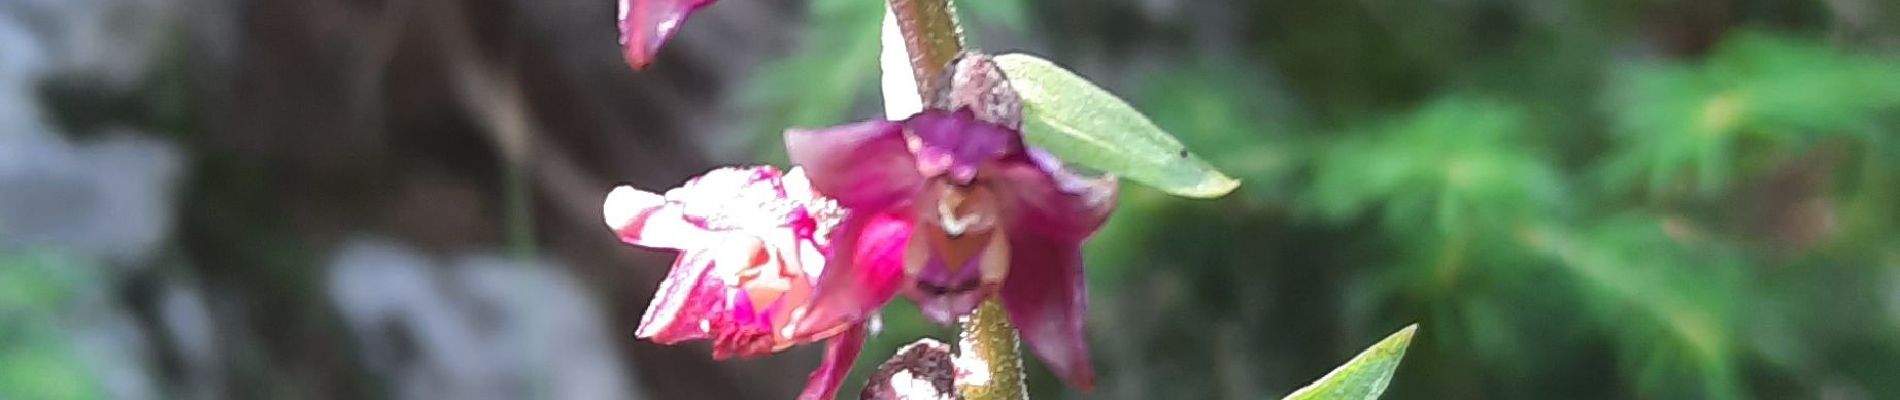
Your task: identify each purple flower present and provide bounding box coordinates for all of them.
[602,165,867,399]
[617,0,716,69]
[785,108,1118,391]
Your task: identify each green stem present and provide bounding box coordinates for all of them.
[957,300,1028,400]
[887,0,963,97]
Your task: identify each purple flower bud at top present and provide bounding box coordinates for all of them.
[618,0,716,69]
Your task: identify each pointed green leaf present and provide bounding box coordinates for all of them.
[1284,324,1418,400]
[993,54,1240,198]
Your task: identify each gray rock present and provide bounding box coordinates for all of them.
[327,237,642,400]
[0,132,184,265]
[0,0,185,266]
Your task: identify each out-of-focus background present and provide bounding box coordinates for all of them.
[3,0,1899,398]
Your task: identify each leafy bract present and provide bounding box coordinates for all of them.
[994,53,1240,198]
[1284,324,1418,400]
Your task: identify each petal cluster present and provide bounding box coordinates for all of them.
[605,112,1116,397]
[603,166,861,399]
[787,109,1117,390]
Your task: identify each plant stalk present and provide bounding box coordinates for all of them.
[887,0,963,96]
[886,1,1027,397]
[956,300,1028,400]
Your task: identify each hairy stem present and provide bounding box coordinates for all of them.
[887,0,963,97]
[957,300,1028,400]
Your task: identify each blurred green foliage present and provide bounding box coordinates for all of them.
[0,252,105,400]
[1604,32,1900,196]
[738,0,1900,398]
[1309,96,1568,236]
[739,0,885,165]
[739,0,1028,163]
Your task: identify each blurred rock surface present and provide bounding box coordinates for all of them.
[328,237,640,400]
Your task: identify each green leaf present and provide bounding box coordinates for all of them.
[993,54,1240,198]
[1284,324,1418,400]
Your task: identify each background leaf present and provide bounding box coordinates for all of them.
[1284,324,1419,400]
[737,0,885,163]
[994,53,1241,198]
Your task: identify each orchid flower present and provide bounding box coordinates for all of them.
[785,107,1118,391]
[602,165,867,400]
